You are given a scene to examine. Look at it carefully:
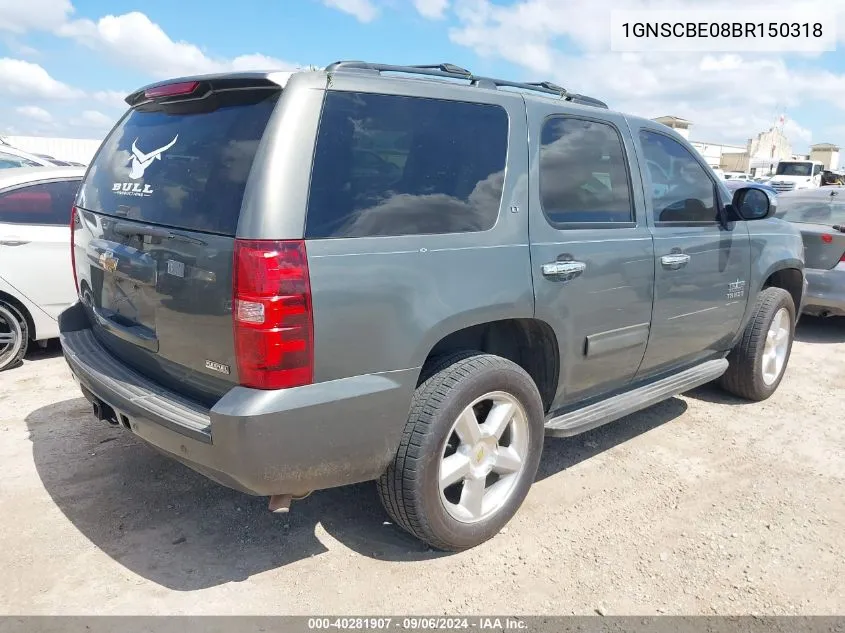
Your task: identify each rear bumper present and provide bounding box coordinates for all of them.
[59,302,418,496]
[802,266,845,317]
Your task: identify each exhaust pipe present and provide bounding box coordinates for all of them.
[268,491,312,513]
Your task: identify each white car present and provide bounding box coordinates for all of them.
[0,145,56,169]
[724,172,752,181]
[0,167,84,370]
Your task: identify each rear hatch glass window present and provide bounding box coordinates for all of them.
[78,89,280,235]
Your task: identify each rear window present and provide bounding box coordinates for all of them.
[777,193,845,225]
[0,180,80,225]
[77,89,280,235]
[305,91,509,238]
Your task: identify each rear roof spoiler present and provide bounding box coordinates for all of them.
[125,71,295,106]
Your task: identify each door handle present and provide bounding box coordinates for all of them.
[0,239,30,247]
[542,260,586,281]
[660,253,691,269]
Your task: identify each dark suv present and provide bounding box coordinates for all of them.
[60,62,806,551]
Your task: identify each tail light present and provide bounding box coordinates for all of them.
[232,240,313,390]
[144,81,200,99]
[70,206,79,293]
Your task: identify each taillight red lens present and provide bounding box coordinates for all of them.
[232,240,313,390]
[70,206,79,294]
[822,234,833,243]
[144,81,200,99]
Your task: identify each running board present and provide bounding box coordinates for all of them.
[544,358,728,437]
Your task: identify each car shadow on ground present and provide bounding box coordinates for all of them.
[27,394,689,591]
[795,315,845,344]
[686,316,844,406]
[23,338,63,362]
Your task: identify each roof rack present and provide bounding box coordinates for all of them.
[323,61,609,109]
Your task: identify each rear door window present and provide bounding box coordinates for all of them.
[0,180,80,225]
[78,90,280,236]
[305,91,509,238]
[539,117,634,226]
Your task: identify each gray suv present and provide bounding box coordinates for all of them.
[60,62,806,551]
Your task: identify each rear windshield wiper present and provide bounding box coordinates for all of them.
[113,221,206,246]
[114,222,171,239]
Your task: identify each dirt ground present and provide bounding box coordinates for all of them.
[1,317,843,616]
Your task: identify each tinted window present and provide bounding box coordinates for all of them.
[0,151,40,169]
[77,90,280,235]
[0,180,80,225]
[305,92,508,238]
[639,130,717,223]
[539,117,633,226]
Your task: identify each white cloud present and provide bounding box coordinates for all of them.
[0,58,81,99]
[57,12,296,79]
[448,0,845,149]
[92,90,129,111]
[414,0,449,19]
[1,35,41,57]
[452,0,845,56]
[80,110,114,127]
[321,0,379,23]
[0,0,73,34]
[67,109,116,132]
[15,105,53,123]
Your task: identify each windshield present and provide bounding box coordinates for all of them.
[778,193,845,225]
[0,150,41,169]
[775,162,812,177]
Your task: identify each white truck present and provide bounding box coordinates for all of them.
[768,160,824,193]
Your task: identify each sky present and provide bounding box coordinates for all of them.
[2,0,845,154]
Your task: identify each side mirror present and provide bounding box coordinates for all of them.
[731,187,775,221]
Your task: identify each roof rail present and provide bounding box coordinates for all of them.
[323,61,608,109]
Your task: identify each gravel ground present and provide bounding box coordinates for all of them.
[0,317,843,615]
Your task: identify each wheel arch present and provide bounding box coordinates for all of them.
[417,318,560,414]
[761,264,804,318]
[0,290,35,340]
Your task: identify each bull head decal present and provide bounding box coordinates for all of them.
[128,135,178,180]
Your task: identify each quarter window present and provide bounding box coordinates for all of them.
[539,117,634,226]
[305,92,509,238]
[0,180,80,225]
[639,130,718,224]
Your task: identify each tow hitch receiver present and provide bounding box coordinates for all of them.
[91,398,119,425]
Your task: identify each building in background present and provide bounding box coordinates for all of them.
[690,140,746,170]
[0,135,103,165]
[652,116,692,139]
[809,143,840,171]
[652,115,818,177]
[719,127,794,176]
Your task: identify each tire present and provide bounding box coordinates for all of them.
[718,287,795,401]
[377,351,545,551]
[0,301,29,372]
